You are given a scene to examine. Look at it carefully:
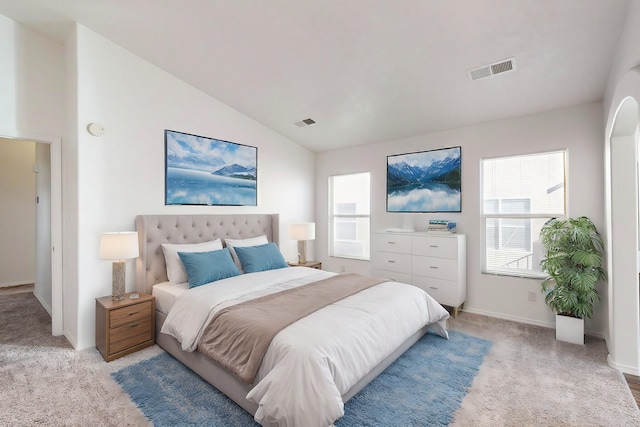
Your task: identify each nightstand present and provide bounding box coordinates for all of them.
[95,292,155,362]
[288,260,322,270]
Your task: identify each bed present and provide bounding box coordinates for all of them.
[135,213,449,427]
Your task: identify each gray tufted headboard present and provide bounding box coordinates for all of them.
[135,214,280,295]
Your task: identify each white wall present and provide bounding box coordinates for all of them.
[0,138,36,287]
[0,17,315,350]
[0,14,65,136]
[0,14,16,129]
[604,0,640,115]
[0,14,66,337]
[71,25,316,350]
[2,5,628,351]
[317,102,606,334]
[601,0,640,374]
[64,27,79,345]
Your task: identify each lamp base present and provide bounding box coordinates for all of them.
[297,240,307,264]
[112,260,126,300]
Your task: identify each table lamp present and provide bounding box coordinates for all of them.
[289,223,315,264]
[99,231,139,300]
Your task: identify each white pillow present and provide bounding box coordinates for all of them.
[161,239,223,283]
[224,235,269,271]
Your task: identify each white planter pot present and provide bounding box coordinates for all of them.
[555,314,584,345]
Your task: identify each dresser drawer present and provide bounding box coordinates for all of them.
[372,252,412,274]
[372,233,412,254]
[412,256,458,281]
[412,276,459,306]
[109,318,153,354]
[109,300,153,329]
[412,235,458,259]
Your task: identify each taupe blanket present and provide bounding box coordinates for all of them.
[197,273,387,384]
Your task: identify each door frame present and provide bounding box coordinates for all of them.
[0,130,62,335]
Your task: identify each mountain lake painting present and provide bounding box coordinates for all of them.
[165,130,257,206]
[387,146,461,212]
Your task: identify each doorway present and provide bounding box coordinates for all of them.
[0,132,62,336]
[0,139,38,293]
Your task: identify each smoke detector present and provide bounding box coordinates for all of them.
[467,58,517,81]
[293,118,316,127]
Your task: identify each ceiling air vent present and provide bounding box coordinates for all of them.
[293,118,316,127]
[468,58,517,81]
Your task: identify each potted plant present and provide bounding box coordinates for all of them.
[539,216,607,344]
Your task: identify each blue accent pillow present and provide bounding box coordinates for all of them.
[234,242,288,274]
[177,248,240,288]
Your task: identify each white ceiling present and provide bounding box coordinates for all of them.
[0,0,631,152]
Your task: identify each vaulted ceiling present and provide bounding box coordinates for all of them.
[0,0,631,152]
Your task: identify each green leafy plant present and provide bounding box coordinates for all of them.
[539,216,607,319]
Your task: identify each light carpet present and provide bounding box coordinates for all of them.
[2,291,640,426]
[448,313,640,427]
[112,331,491,426]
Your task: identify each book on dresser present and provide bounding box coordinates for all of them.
[371,231,466,316]
[427,220,457,234]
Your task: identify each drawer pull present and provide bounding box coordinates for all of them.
[429,266,438,269]
[429,286,438,290]
[129,311,139,316]
[387,241,396,244]
[429,245,439,248]
[387,260,396,263]
[130,323,139,328]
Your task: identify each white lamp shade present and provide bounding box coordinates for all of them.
[99,232,139,260]
[289,223,315,241]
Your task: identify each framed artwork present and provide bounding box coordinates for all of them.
[387,146,461,213]
[165,129,257,206]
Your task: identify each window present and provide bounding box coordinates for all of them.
[485,198,532,251]
[329,172,370,260]
[482,151,566,277]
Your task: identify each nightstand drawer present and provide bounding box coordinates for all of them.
[287,261,322,269]
[110,300,153,328]
[109,318,153,354]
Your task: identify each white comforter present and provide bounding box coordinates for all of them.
[161,267,450,427]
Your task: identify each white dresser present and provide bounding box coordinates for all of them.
[371,231,466,315]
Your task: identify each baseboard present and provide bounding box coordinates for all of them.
[64,331,78,350]
[462,307,555,329]
[33,291,52,316]
[608,354,640,376]
[461,307,605,340]
[0,280,34,288]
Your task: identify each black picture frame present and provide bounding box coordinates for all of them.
[386,146,461,213]
[164,129,257,206]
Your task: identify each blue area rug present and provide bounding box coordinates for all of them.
[112,330,491,426]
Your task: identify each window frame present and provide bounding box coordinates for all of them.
[481,150,567,278]
[328,172,371,261]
